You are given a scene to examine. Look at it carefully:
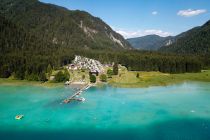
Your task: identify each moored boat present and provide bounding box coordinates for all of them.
[15,115,24,120]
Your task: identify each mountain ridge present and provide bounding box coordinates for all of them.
[127,19,210,54]
[159,20,210,54]
[0,0,132,50]
[127,35,175,50]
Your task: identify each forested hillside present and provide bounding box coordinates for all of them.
[127,35,174,50]
[0,0,132,50]
[159,20,210,55]
[0,15,76,80]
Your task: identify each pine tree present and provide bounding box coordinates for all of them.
[39,71,47,82]
[47,64,52,77]
[113,63,119,75]
[64,68,70,81]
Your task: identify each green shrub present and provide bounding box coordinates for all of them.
[90,74,96,83]
[54,70,70,82]
[100,74,107,82]
[82,75,85,80]
[107,69,113,78]
[64,68,70,80]
[136,73,140,78]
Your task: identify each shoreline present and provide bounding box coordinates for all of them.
[109,80,210,88]
[0,70,210,88]
[0,79,209,89]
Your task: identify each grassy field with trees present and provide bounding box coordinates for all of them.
[109,67,210,88]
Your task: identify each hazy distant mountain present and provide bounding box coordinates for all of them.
[159,20,210,54]
[0,0,132,50]
[127,35,175,50]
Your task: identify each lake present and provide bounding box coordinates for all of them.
[0,82,210,140]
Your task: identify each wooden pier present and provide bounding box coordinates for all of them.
[63,84,91,104]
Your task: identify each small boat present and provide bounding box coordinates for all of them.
[15,115,24,120]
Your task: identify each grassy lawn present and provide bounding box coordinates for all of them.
[109,69,210,88]
[69,69,90,83]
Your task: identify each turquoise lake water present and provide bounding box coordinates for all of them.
[0,82,210,140]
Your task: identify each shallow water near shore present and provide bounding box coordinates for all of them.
[0,82,210,140]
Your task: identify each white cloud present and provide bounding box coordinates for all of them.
[113,28,172,39]
[177,9,207,17]
[152,11,158,15]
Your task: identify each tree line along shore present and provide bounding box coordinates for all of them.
[0,64,209,88]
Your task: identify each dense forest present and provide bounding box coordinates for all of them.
[77,50,202,73]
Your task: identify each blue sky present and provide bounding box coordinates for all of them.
[41,0,210,38]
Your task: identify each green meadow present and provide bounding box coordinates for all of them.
[109,69,210,88]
